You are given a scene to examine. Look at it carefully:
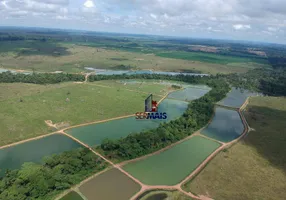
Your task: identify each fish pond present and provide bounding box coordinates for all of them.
[79,168,141,200]
[218,87,260,108]
[0,134,82,176]
[123,136,221,185]
[66,98,188,147]
[201,107,245,142]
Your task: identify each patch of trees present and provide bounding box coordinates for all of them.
[96,78,230,161]
[220,68,286,96]
[0,148,108,200]
[0,71,85,84]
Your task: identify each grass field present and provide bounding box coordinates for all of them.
[79,168,141,200]
[0,40,270,74]
[137,190,193,200]
[59,191,84,200]
[87,80,170,96]
[183,96,286,200]
[0,82,155,146]
[123,136,221,185]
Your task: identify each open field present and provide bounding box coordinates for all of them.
[79,168,141,200]
[183,96,286,200]
[60,191,84,200]
[0,82,151,146]
[201,107,244,142]
[123,136,221,185]
[137,190,193,200]
[88,80,174,96]
[0,134,82,176]
[0,40,270,74]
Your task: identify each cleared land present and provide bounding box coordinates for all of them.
[0,134,82,176]
[79,168,141,200]
[59,191,84,200]
[137,190,192,200]
[0,82,154,146]
[183,96,286,200]
[88,80,175,96]
[123,136,221,185]
[0,41,270,74]
[201,107,244,142]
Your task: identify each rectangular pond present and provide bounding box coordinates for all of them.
[123,136,221,185]
[66,98,188,146]
[79,168,141,200]
[218,87,260,108]
[0,134,83,177]
[201,107,245,142]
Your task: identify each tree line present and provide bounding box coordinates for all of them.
[0,71,85,84]
[0,148,108,200]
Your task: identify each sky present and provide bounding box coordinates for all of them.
[0,0,286,44]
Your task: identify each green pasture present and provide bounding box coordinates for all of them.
[123,136,221,185]
[201,107,244,142]
[155,51,270,66]
[0,40,266,74]
[183,96,286,200]
[0,134,82,176]
[0,83,148,146]
[79,168,141,200]
[89,80,170,96]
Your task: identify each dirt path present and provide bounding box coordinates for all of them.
[0,131,59,150]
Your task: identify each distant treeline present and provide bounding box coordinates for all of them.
[222,68,286,96]
[0,148,108,200]
[93,75,230,161]
[0,71,85,84]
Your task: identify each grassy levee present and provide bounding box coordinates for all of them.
[0,83,149,146]
[183,96,286,200]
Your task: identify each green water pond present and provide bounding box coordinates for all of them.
[67,98,188,146]
[123,136,221,185]
[218,87,260,108]
[201,107,245,142]
[0,134,82,177]
[167,87,210,102]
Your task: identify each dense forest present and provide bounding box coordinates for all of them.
[221,68,286,96]
[0,71,85,84]
[0,148,108,200]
